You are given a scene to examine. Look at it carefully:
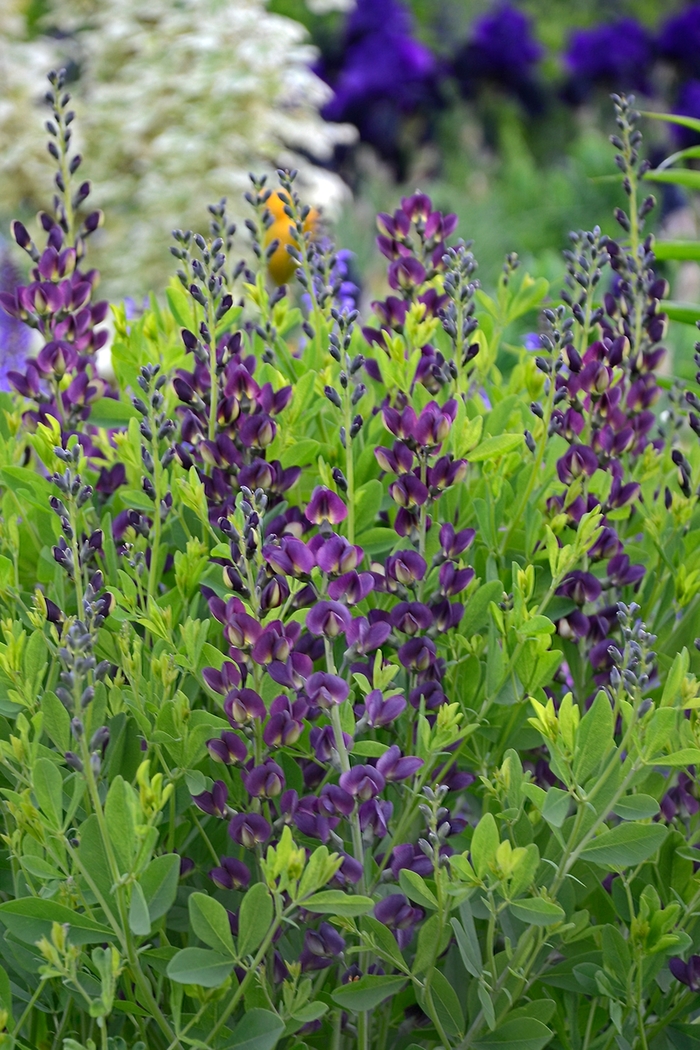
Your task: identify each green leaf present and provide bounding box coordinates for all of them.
[360,915,408,971]
[471,812,499,879]
[509,898,565,927]
[238,882,273,957]
[139,853,180,922]
[643,110,700,135]
[89,398,139,428]
[469,434,523,462]
[664,301,700,325]
[452,901,482,978]
[461,580,504,637]
[104,776,136,874]
[302,891,374,917]
[41,691,70,752]
[645,168,700,191]
[612,795,660,821]
[656,749,700,767]
[354,479,383,533]
[540,787,570,829]
[399,869,439,910]
[574,691,614,783]
[0,964,11,1029]
[331,975,407,1011]
[653,241,700,262]
[32,757,63,828]
[77,814,113,904]
[351,740,390,757]
[189,891,236,956]
[225,1008,285,1050]
[0,897,114,945]
[129,882,151,937]
[166,947,234,988]
[474,1017,553,1050]
[580,822,668,868]
[425,968,464,1039]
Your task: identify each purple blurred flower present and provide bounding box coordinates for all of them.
[453,4,544,111]
[563,19,654,102]
[659,5,700,78]
[669,956,700,992]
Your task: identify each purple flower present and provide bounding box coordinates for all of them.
[228,812,272,849]
[306,672,350,709]
[385,550,427,587]
[210,857,251,891]
[193,780,228,817]
[359,798,393,837]
[306,600,353,637]
[328,570,375,605]
[305,486,348,526]
[346,615,392,654]
[439,563,475,596]
[398,636,436,670]
[339,764,386,800]
[374,893,424,948]
[453,4,543,111]
[376,745,423,782]
[391,601,433,635]
[207,731,248,765]
[659,5,700,78]
[556,445,599,484]
[330,852,364,888]
[670,80,700,148]
[669,956,700,992]
[202,661,242,695]
[299,923,346,971]
[365,688,406,727]
[563,19,654,101]
[243,760,285,798]
[439,524,475,559]
[224,688,266,726]
[0,251,32,391]
[557,571,602,605]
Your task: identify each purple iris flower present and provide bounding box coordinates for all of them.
[453,4,544,112]
[315,0,440,174]
[563,19,655,102]
[658,4,700,78]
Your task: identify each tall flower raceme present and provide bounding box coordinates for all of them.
[5,84,700,1050]
[0,70,107,441]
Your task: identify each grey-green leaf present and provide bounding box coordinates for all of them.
[139,853,180,921]
[166,947,234,988]
[580,822,668,868]
[238,882,273,957]
[189,892,235,957]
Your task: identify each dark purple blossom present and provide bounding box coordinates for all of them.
[210,857,251,891]
[339,764,385,800]
[669,956,700,992]
[228,812,272,849]
[563,19,654,102]
[306,601,353,638]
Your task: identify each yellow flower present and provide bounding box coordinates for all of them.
[264,191,318,285]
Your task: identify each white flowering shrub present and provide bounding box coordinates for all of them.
[0,0,353,297]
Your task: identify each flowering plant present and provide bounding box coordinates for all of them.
[2,76,700,1050]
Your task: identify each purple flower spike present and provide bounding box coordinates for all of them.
[306,671,350,709]
[306,600,353,637]
[339,764,385,801]
[207,731,248,765]
[376,744,423,782]
[228,812,272,849]
[210,856,251,891]
[305,486,348,526]
[193,780,228,817]
[669,956,700,992]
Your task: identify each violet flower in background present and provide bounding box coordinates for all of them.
[562,19,655,104]
[0,248,31,393]
[658,3,700,78]
[315,0,441,176]
[452,3,544,113]
[670,79,700,148]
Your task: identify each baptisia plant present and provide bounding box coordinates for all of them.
[2,76,700,1050]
